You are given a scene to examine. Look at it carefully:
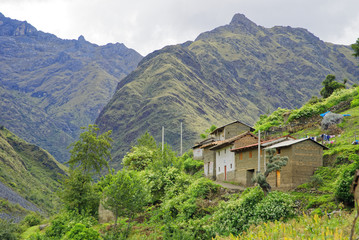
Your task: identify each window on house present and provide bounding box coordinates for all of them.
[249,151,252,158]
[225,149,226,154]
[219,167,220,172]
[230,146,233,150]
[218,151,220,156]
[239,152,243,160]
[277,148,281,154]
[230,164,232,169]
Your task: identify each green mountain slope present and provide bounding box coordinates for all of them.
[0,13,143,162]
[0,126,67,215]
[96,13,359,164]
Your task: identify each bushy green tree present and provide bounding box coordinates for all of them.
[102,170,148,232]
[320,74,345,98]
[137,131,157,149]
[67,124,112,175]
[122,146,155,170]
[60,168,100,215]
[253,148,288,194]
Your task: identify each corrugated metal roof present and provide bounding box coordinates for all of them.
[264,138,328,150]
[230,136,296,152]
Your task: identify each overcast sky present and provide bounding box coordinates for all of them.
[1,0,358,56]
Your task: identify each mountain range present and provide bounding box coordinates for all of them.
[96,14,359,164]
[0,12,142,163]
[1,12,359,166]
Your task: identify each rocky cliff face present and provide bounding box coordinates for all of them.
[0,13,143,162]
[96,13,359,165]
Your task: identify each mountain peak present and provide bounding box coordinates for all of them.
[78,35,86,41]
[0,13,37,36]
[230,13,257,28]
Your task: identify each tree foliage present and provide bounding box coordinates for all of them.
[67,124,112,175]
[60,168,100,216]
[122,146,155,171]
[320,74,345,98]
[253,148,288,194]
[137,131,157,150]
[102,170,148,228]
[200,125,217,139]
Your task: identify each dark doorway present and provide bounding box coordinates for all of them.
[246,169,255,186]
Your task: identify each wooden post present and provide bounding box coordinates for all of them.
[162,126,164,152]
[180,122,183,156]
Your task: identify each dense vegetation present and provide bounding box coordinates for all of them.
[0,127,298,239]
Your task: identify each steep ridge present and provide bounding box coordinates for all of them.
[0,13,143,162]
[0,126,67,215]
[96,13,359,165]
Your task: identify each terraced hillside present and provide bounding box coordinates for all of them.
[96,13,359,165]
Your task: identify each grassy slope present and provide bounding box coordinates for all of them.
[97,14,359,165]
[0,126,67,215]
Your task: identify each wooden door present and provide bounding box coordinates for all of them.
[276,170,281,187]
[224,165,227,181]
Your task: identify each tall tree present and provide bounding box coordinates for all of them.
[67,124,112,175]
[253,148,288,194]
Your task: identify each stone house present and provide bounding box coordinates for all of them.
[192,120,254,180]
[230,137,327,189]
[210,131,258,181]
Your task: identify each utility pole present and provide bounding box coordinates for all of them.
[180,122,183,156]
[162,126,164,152]
[258,130,261,173]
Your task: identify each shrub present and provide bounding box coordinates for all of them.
[308,175,324,189]
[183,157,203,175]
[23,212,42,227]
[335,154,359,205]
[62,223,100,240]
[45,211,97,239]
[351,98,359,108]
[186,178,219,199]
[254,191,295,222]
[211,186,264,235]
[0,219,18,240]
